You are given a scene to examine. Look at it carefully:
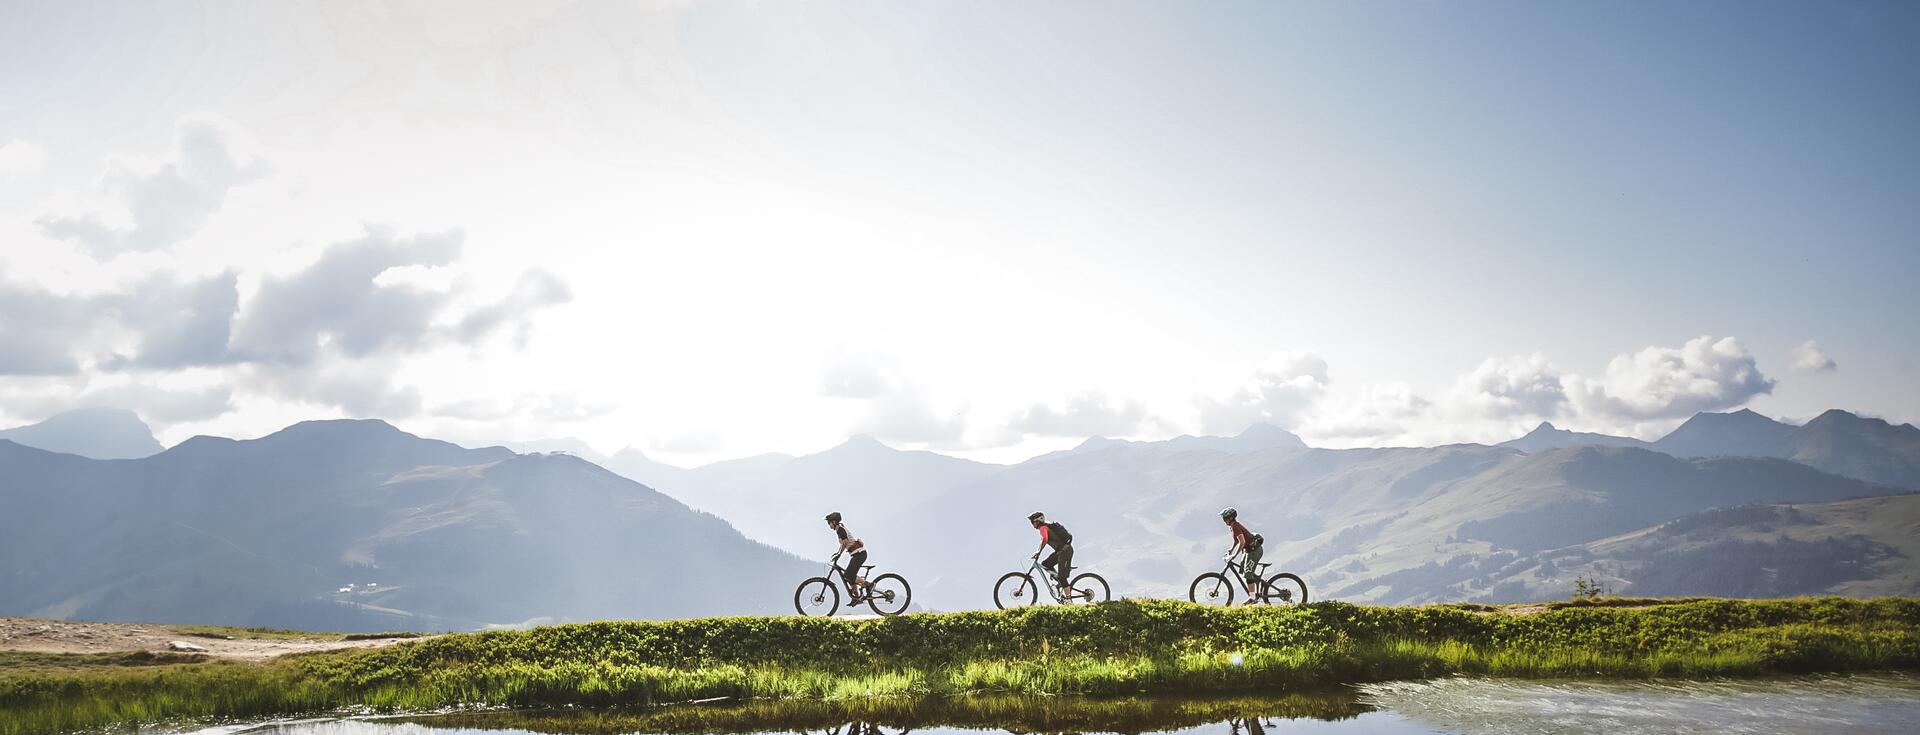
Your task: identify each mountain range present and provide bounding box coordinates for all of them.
[1498,409,1920,490]
[0,420,809,630]
[5,406,1917,628]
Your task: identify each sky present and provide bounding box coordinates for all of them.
[0,0,1916,465]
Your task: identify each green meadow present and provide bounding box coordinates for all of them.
[4,597,1917,735]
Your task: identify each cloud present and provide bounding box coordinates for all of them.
[243,359,425,418]
[1568,336,1775,421]
[1305,382,1433,443]
[0,274,92,375]
[0,378,234,425]
[1196,351,1329,435]
[819,353,970,446]
[0,139,47,181]
[102,272,242,370]
[79,383,234,424]
[456,268,573,347]
[1792,340,1837,373]
[1003,390,1151,439]
[230,227,463,364]
[37,118,267,259]
[1450,353,1568,419]
[858,390,970,446]
[819,352,900,399]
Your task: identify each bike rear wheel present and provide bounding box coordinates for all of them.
[1263,573,1308,605]
[866,573,912,616]
[994,572,1038,609]
[1069,572,1110,604]
[794,577,840,616]
[1188,572,1235,606]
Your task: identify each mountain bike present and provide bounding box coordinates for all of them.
[794,557,912,616]
[1188,550,1308,606]
[993,556,1110,608]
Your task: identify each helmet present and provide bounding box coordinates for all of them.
[1027,511,1046,523]
[825,512,842,523]
[1219,507,1237,520]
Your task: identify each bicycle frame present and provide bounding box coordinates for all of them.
[824,559,875,596]
[1025,557,1072,603]
[1210,552,1270,599]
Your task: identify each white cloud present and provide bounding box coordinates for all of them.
[1568,336,1774,422]
[818,353,972,447]
[1302,382,1433,444]
[1449,353,1568,420]
[0,139,47,181]
[1002,390,1151,440]
[1195,351,1329,435]
[1792,340,1837,373]
[241,357,425,419]
[37,118,267,259]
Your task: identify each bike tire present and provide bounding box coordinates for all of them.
[994,571,1039,609]
[1070,572,1110,604]
[794,576,840,616]
[866,573,912,616]
[1187,572,1235,607]
[1264,573,1308,606]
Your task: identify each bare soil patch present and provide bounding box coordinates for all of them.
[0,616,426,662]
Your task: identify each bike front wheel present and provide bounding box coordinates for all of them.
[1263,573,1308,605]
[794,576,840,616]
[994,572,1038,609]
[1069,572,1110,604]
[1187,572,1235,607]
[866,573,912,616]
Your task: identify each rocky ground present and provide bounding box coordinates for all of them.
[0,616,425,662]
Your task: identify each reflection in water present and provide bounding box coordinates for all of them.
[1360,674,1920,735]
[226,674,1920,735]
[384,693,1375,734]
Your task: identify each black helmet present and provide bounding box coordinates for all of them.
[1219,507,1237,520]
[825,511,842,523]
[1027,511,1045,523]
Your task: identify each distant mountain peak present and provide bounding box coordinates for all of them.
[830,434,895,454]
[1498,421,1646,453]
[266,418,409,440]
[0,407,164,460]
[1234,422,1309,449]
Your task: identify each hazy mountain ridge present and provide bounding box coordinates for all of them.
[0,420,809,630]
[1471,493,1920,600]
[1498,409,1920,490]
[881,441,1912,609]
[595,434,1002,557]
[0,408,164,460]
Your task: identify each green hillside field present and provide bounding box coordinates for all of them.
[4,597,1917,735]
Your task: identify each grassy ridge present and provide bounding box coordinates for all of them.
[5,597,1919,735]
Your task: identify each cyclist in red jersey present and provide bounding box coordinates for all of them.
[1028,511,1076,598]
[1220,507,1264,603]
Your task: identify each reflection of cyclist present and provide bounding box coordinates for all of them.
[1027,511,1075,598]
[1221,507,1264,601]
[825,512,869,599]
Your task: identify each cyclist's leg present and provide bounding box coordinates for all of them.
[1057,545,1075,594]
[1040,548,1060,582]
[844,550,867,594]
[1242,545,1263,601]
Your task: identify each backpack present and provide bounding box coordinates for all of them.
[1046,522,1073,546]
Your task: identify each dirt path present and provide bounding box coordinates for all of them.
[0,616,427,662]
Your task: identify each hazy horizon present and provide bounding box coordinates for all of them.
[3,0,1916,466]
